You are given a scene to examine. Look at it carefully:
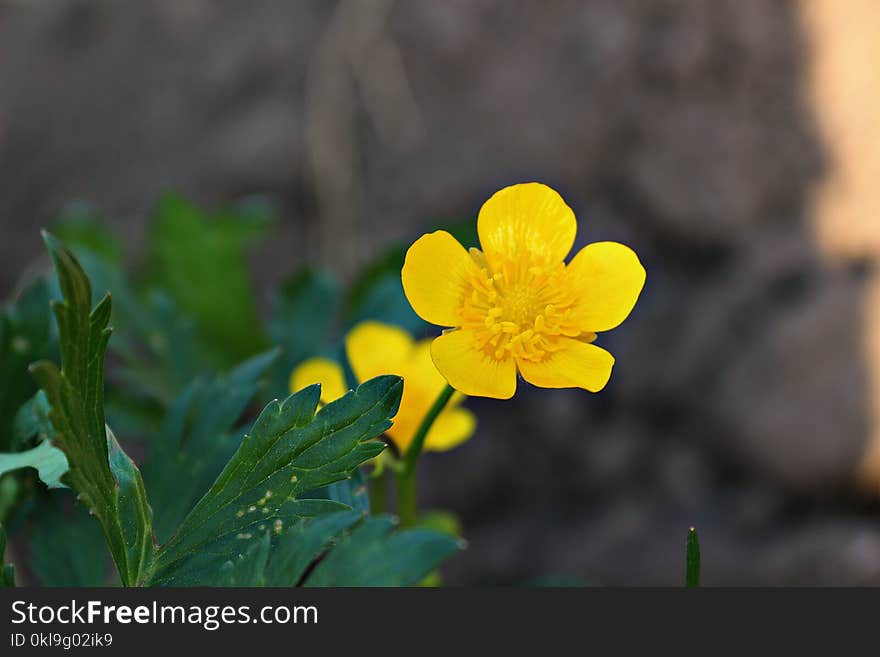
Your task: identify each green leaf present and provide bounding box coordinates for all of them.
[147,375,402,586]
[260,511,361,586]
[0,524,14,586]
[4,391,69,489]
[304,515,461,587]
[0,441,68,489]
[0,278,55,451]
[220,511,363,587]
[686,526,701,588]
[142,350,278,543]
[112,292,208,409]
[49,229,208,406]
[221,511,459,588]
[48,208,222,413]
[267,268,341,397]
[30,232,154,587]
[144,194,269,366]
[220,531,273,586]
[12,391,54,450]
[29,493,109,586]
[43,234,203,413]
[153,498,349,587]
[310,467,371,515]
[107,427,153,583]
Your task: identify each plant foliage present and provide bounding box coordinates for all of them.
[2,227,461,587]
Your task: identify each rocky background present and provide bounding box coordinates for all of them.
[2,0,879,584]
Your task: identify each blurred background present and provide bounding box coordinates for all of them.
[2,0,880,584]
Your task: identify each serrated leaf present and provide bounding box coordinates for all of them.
[153,498,348,586]
[107,427,153,583]
[147,375,402,586]
[29,493,109,586]
[0,524,14,586]
[0,441,68,489]
[220,531,273,586]
[144,194,269,366]
[143,350,278,543]
[43,236,202,412]
[48,210,219,412]
[52,230,208,407]
[30,232,153,587]
[260,510,361,586]
[222,510,458,588]
[304,515,460,587]
[220,510,363,587]
[307,466,371,515]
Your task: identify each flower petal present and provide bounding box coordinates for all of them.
[477,182,576,266]
[406,339,452,396]
[431,329,517,399]
[385,338,470,451]
[289,357,348,404]
[516,339,615,392]
[424,407,476,452]
[401,230,476,327]
[567,241,646,332]
[345,320,413,382]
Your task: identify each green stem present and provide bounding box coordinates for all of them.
[395,384,455,527]
[369,469,387,515]
[686,526,701,588]
[395,469,417,528]
[403,384,455,474]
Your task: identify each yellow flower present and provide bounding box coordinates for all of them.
[289,357,348,405]
[401,182,645,399]
[289,321,476,453]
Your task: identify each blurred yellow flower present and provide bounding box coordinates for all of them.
[289,321,476,453]
[401,182,645,399]
[289,357,348,405]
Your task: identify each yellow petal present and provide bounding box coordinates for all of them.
[477,182,576,266]
[424,407,476,452]
[567,241,646,332]
[345,320,413,382]
[516,339,615,392]
[289,357,348,404]
[431,329,517,399]
[401,231,476,327]
[405,339,449,396]
[385,339,463,451]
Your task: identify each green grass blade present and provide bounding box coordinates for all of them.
[686,526,701,588]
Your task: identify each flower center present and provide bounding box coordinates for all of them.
[459,253,586,362]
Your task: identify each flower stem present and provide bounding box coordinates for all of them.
[370,472,388,515]
[369,469,387,515]
[395,383,455,527]
[403,384,455,473]
[395,469,417,527]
